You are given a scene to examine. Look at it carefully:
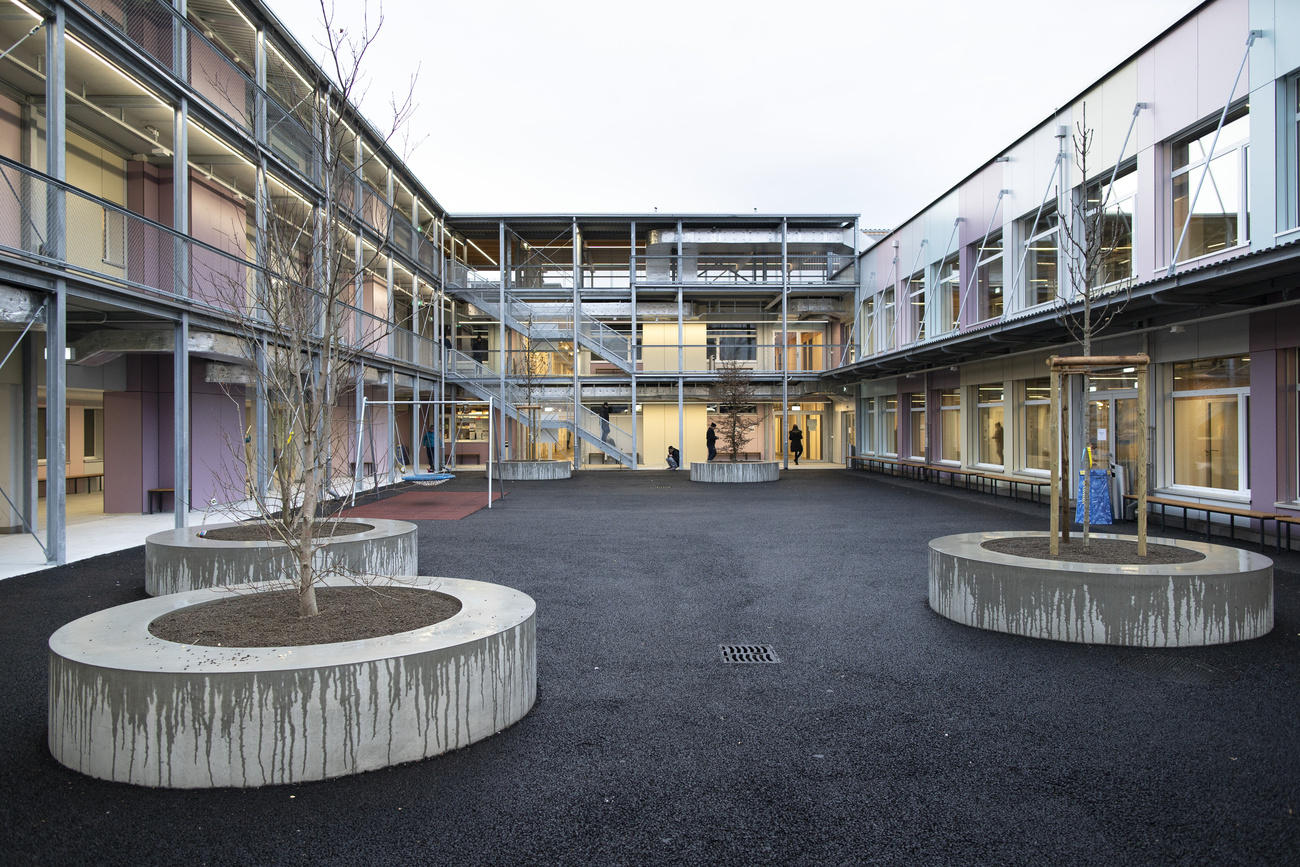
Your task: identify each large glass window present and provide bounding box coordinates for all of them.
[1022,209,1058,306]
[1171,111,1249,263]
[906,270,926,342]
[976,384,1005,466]
[861,296,876,356]
[908,394,926,460]
[706,324,757,362]
[975,231,1004,319]
[83,408,104,460]
[1171,356,1250,492]
[882,395,898,456]
[1023,378,1051,471]
[1086,166,1137,287]
[937,254,960,331]
[939,389,961,463]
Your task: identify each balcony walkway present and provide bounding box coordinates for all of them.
[3,470,1297,862]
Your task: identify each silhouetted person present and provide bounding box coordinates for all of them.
[706,422,717,461]
[789,424,804,465]
[598,402,612,443]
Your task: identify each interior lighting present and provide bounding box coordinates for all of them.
[791,404,801,411]
[1122,367,1135,373]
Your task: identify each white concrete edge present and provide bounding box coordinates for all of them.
[928,530,1273,575]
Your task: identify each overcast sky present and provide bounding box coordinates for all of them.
[263,0,1200,229]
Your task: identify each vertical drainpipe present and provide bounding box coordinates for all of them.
[781,217,789,470]
[410,199,421,467]
[173,0,190,527]
[572,218,581,470]
[499,219,507,460]
[385,169,395,483]
[44,4,66,562]
[353,136,364,485]
[629,219,637,468]
[852,216,861,454]
[676,219,684,465]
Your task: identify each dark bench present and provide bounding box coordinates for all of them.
[37,472,104,497]
[147,488,173,514]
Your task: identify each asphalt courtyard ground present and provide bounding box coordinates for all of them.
[4,469,1298,865]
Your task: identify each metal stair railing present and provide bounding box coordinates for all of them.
[574,404,635,467]
[446,263,630,370]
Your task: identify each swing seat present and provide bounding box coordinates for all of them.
[403,472,455,487]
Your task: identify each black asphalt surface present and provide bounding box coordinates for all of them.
[4,470,1298,865]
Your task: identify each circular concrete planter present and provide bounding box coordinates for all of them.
[690,461,779,483]
[928,531,1273,647]
[145,518,417,596]
[491,460,571,480]
[48,576,536,788]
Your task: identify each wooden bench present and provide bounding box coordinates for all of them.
[1274,513,1300,551]
[848,455,900,474]
[1123,494,1277,544]
[975,472,1051,504]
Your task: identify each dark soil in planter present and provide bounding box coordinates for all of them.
[149,586,461,646]
[982,536,1205,565]
[197,521,374,542]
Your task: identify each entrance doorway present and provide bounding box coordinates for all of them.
[1086,392,1138,493]
[775,410,823,461]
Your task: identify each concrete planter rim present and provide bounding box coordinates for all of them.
[50,576,534,673]
[147,518,415,551]
[930,530,1271,576]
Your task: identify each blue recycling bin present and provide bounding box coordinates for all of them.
[1074,469,1113,525]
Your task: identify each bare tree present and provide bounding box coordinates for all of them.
[1052,102,1136,549]
[711,360,760,462]
[512,317,549,460]
[208,0,416,617]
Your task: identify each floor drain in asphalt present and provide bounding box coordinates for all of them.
[720,644,780,664]
[1115,653,1239,686]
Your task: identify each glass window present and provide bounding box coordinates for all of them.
[1171,111,1249,263]
[880,288,895,352]
[1023,378,1051,471]
[1171,356,1251,492]
[939,389,960,463]
[937,254,960,331]
[706,324,757,362]
[1021,208,1058,306]
[882,395,898,456]
[863,396,876,454]
[908,393,926,460]
[976,384,1005,466]
[976,231,1004,319]
[83,408,103,460]
[861,296,875,357]
[1086,166,1137,287]
[906,270,926,342]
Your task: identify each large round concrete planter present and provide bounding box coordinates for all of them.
[144,518,417,596]
[48,576,536,788]
[928,531,1273,647]
[491,460,571,480]
[690,461,779,483]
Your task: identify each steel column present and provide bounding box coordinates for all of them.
[781,218,788,469]
[45,286,65,562]
[629,219,638,468]
[676,220,683,463]
[22,329,37,530]
[255,337,268,500]
[173,315,189,527]
[499,220,507,459]
[572,218,580,470]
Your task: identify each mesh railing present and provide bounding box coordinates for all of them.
[638,254,856,285]
[0,156,434,369]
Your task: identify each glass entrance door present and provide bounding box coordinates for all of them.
[775,411,822,461]
[1086,394,1138,492]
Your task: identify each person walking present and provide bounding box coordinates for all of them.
[789,423,804,465]
[706,422,717,461]
[421,425,438,472]
[598,402,612,443]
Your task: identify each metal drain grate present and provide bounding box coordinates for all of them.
[720,644,780,664]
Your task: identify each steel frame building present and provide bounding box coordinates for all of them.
[0,0,859,561]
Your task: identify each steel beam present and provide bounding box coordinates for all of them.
[630,219,638,468]
[781,218,788,469]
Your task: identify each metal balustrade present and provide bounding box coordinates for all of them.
[0,156,436,372]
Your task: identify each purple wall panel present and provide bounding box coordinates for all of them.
[103,391,142,513]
